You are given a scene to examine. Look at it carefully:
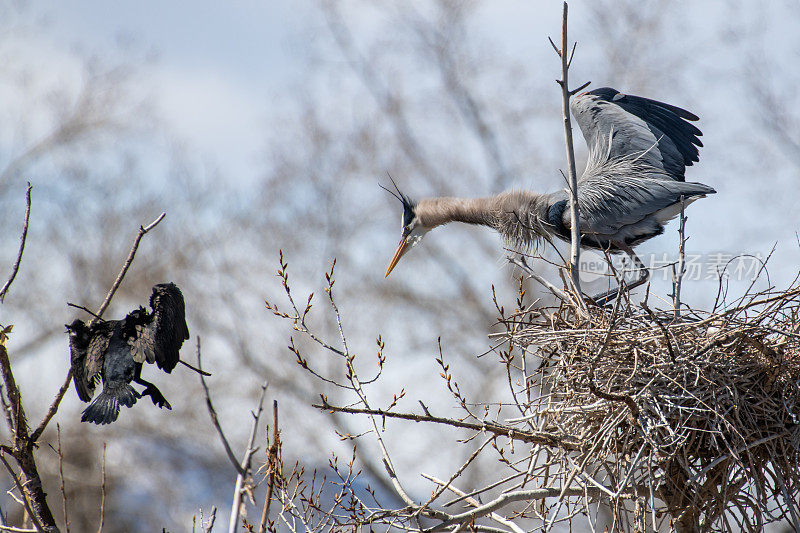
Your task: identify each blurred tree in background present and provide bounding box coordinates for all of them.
[0,1,798,531]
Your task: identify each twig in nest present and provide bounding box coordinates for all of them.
[641,302,676,362]
[508,255,575,306]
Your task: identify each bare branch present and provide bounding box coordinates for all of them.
[92,212,166,323]
[0,183,32,304]
[97,443,106,533]
[65,303,101,320]
[567,41,578,68]
[55,425,69,533]
[258,400,279,533]
[0,453,45,533]
[568,80,591,96]
[554,2,588,313]
[508,255,576,306]
[0,525,37,532]
[426,480,640,533]
[177,359,211,377]
[29,375,71,444]
[228,380,267,533]
[314,399,579,450]
[671,195,687,320]
[197,337,244,476]
[548,36,560,56]
[203,507,217,533]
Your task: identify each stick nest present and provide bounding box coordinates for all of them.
[506,284,800,531]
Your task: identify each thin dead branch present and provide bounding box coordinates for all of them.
[54,425,68,533]
[96,443,105,533]
[0,184,31,304]
[228,381,267,533]
[314,399,580,450]
[196,337,244,476]
[671,195,688,319]
[92,212,166,323]
[258,400,279,533]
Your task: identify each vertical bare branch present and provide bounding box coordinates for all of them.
[258,400,279,533]
[228,381,267,533]
[553,2,588,313]
[96,443,106,533]
[671,195,687,320]
[0,183,32,304]
[55,425,69,533]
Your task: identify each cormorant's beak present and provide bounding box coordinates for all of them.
[385,237,410,278]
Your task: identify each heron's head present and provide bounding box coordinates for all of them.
[381,180,431,278]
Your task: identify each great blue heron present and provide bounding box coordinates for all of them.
[383,87,715,304]
[67,283,190,424]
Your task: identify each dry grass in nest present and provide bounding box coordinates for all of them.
[502,277,800,531]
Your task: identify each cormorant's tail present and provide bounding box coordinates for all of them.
[81,383,139,425]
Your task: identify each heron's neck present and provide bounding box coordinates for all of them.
[417,192,551,247]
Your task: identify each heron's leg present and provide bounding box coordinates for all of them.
[133,364,172,410]
[590,286,619,307]
[622,247,650,291]
[590,247,649,306]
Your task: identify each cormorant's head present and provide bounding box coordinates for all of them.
[150,282,176,306]
[380,178,430,278]
[65,319,90,341]
[126,306,149,327]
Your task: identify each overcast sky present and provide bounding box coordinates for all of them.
[0,1,788,313]
[3,3,800,530]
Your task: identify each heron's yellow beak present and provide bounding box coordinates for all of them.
[385,238,409,278]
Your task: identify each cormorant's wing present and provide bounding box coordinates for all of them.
[78,321,114,398]
[148,283,190,373]
[125,307,156,364]
[570,88,703,181]
[67,320,94,402]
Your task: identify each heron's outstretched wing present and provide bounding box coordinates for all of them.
[570,87,702,181]
[148,283,190,373]
[568,169,715,246]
